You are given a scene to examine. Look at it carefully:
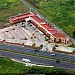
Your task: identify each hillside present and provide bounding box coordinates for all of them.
[26,0,75,36]
[0,0,29,27]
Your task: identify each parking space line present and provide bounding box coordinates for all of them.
[16,27,26,38]
[21,27,31,39]
[26,25,42,42]
[3,32,8,38]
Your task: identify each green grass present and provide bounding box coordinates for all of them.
[0,0,29,27]
[0,57,75,74]
[25,0,75,36]
[0,57,28,73]
[68,44,75,48]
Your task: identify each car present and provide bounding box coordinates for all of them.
[33,28,36,30]
[22,58,31,63]
[56,60,60,63]
[55,45,59,47]
[34,49,39,52]
[33,27,36,30]
[34,49,37,52]
[29,24,32,26]
[51,54,56,56]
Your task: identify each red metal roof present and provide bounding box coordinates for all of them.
[9,12,68,39]
[53,31,67,39]
[49,30,58,34]
[41,24,52,30]
[41,24,57,34]
[30,16,44,23]
[9,13,34,23]
[32,16,67,39]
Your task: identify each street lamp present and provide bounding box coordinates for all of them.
[69,54,70,61]
[0,53,1,57]
[7,42,10,50]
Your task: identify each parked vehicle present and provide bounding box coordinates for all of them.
[55,45,59,47]
[56,60,60,63]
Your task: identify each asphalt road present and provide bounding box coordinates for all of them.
[0,43,75,62]
[0,50,75,69]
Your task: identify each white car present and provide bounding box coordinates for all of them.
[51,54,56,56]
[22,58,31,63]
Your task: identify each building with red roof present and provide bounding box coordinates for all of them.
[9,13,34,24]
[9,12,69,44]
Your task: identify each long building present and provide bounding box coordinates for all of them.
[9,12,69,44]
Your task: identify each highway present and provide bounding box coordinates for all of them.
[0,43,75,62]
[0,50,75,69]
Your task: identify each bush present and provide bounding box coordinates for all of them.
[40,44,43,49]
[32,43,36,47]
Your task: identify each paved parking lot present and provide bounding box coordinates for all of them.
[0,22,52,51]
[18,22,45,42]
[0,21,75,53]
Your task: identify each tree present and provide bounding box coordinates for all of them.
[45,0,48,2]
[40,44,43,49]
[52,46,56,51]
[73,30,75,37]
[32,43,36,48]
